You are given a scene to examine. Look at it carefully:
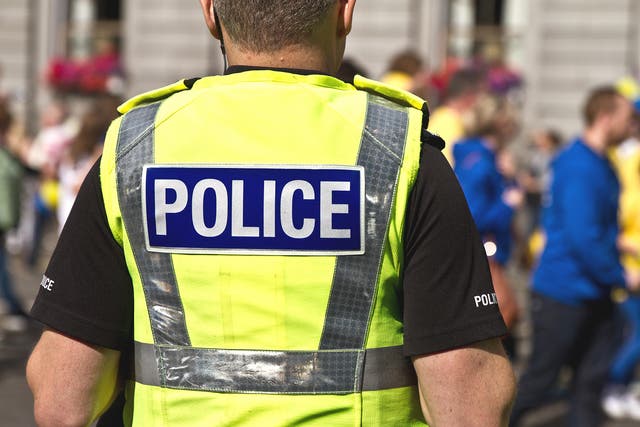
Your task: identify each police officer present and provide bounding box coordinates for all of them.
[27,1,515,425]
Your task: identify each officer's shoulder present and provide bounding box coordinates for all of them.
[353,75,426,112]
[117,78,200,114]
[353,75,444,151]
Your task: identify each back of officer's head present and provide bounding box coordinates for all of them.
[215,0,337,52]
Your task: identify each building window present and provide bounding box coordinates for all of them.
[449,0,506,59]
[96,1,120,21]
[474,0,504,27]
[47,0,123,94]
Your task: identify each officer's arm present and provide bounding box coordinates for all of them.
[412,337,516,427]
[27,329,120,427]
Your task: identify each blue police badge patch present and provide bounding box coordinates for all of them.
[143,165,365,255]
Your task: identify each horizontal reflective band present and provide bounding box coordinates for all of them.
[134,342,416,394]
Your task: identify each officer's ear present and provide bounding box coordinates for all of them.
[199,0,222,40]
[337,0,356,37]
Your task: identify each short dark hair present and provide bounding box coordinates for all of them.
[387,51,423,75]
[446,68,484,101]
[0,98,12,136]
[545,129,563,148]
[215,0,337,52]
[583,86,625,126]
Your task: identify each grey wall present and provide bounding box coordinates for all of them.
[122,0,448,95]
[0,0,31,119]
[524,0,638,138]
[123,0,220,97]
[5,0,639,140]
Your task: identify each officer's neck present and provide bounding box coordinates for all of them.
[226,44,340,76]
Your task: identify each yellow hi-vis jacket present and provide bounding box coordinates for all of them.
[100,70,428,426]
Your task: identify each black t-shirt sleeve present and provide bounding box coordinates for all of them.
[30,159,133,351]
[402,144,507,357]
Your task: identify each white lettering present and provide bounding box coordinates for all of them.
[155,179,188,236]
[474,293,499,307]
[40,275,55,292]
[281,180,315,239]
[192,179,228,237]
[231,180,260,237]
[263,180,276,237]
[151,174,360,242]
[320,181,351,239]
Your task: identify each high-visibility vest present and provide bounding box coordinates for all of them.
[100,70,428,426]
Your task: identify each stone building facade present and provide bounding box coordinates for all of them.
[1,0,639,138]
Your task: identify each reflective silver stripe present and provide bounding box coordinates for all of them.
[320,95,409,350]
[134,341,416,393]
[361,345,417,391]
[116,102,191,346]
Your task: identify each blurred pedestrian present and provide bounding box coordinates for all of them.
[21,100,77,266]
[473,42,523,98]
[26,0,516,425]
[380,50,423,92]
[453,95,523,353]
[519,129,563,239]
[601,100,640,420]
[57,96,118,230]
[517,129,563,269]
[380,50,436,102]
[0,97,27,330]
[428,67,485,165]
[510,87,640,427]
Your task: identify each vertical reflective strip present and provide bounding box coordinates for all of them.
[116,102,191,346]
[320,95,409,351]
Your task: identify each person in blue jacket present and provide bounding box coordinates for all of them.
[510,87,640,427]
[454,95,522,335]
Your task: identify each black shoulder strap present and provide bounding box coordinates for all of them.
[421,130,446,151]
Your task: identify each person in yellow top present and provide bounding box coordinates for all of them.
[614,131,640,271]
[602,101,640,419]
[428,68,485,165]
[26,1,515,426]
[613,81,640,271]
[380,51,423,92]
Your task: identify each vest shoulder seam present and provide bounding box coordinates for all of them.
[118,78,201,114]
[353,75,426,112]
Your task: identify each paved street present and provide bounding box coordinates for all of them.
[1,244,43,427]
[1,227,640,426]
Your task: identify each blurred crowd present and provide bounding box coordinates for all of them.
[342,47,640,425]
[2,40,640,425]
[0,62,122,339]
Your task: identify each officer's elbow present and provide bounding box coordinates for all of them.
[29,380,95,427]
[481,344,518,426]
[33,402,92,427]
[499,366,518,426]
[27,351,93,427]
